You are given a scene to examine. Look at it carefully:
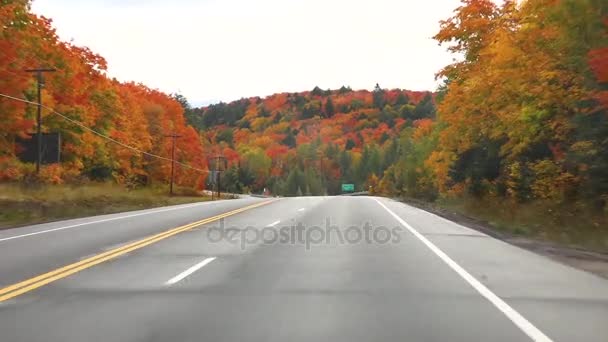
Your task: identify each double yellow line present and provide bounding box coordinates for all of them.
[0,200,274,302]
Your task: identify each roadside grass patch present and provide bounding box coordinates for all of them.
[0,183,212,229]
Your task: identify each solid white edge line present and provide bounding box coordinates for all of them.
[373,198,553,342]
[267,220,281,227]
[0,201,221,243]
[165,257,217,285]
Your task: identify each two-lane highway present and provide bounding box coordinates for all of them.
[1,196,607,341]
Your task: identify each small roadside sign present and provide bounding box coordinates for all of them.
[341,184,355,192]
[208,170,218,184]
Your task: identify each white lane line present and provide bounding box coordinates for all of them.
[165,257,217,285]
[267,220,281,227]
[0,201,219,243]
[373,199,553,342]
[297,208,305,212]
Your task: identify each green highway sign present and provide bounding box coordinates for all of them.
[341,183,355,192]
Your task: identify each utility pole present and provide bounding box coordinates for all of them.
[217,162,222,199]
[26,67,56,174]
[164,133,182,196]
[208,155,227,200]
[217,156,224,199]
[214,155,227,199]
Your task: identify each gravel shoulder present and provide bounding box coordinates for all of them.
[400,197,608,279]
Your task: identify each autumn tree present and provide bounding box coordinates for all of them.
[324,97,335,117]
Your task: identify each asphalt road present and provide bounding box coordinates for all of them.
[1,196,607,342]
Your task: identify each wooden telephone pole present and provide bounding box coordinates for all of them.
[164,133,182,196]
[26,67,56,174]
[208,155,227,200]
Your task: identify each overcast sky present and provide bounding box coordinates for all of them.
[32,0,464,106]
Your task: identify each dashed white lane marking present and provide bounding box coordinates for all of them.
[374,198,553,342]
[165,257,217,285]
[297,208,305,212]
[267,220,281,227]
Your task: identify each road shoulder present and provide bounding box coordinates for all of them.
[397,197,608,279]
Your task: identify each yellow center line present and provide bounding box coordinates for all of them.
[0,200,275,302]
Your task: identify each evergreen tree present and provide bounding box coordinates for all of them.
[311,86,324,96]
[325,97,336,117]
[282,130,297,148]
[345,139,356,150]
[412,92,436,119]
[369,146,382,176]
[339,150,352,181]
[286,168,299,196]
[338,85,352,94]
[395,92,409,106]
[373,83,386,109]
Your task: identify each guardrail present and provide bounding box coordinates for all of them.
[338,191,370,196]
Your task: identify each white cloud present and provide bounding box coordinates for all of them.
[32,0,463,104]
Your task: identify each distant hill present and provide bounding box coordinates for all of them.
[183,85,436,195]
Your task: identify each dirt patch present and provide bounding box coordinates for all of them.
[399,197,608,279]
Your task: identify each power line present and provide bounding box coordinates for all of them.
[0,92,206,173]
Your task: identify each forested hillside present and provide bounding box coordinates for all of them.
[184,86,436,195]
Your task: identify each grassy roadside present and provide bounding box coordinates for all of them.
[0,183,214,229]
[400,196,608,253]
